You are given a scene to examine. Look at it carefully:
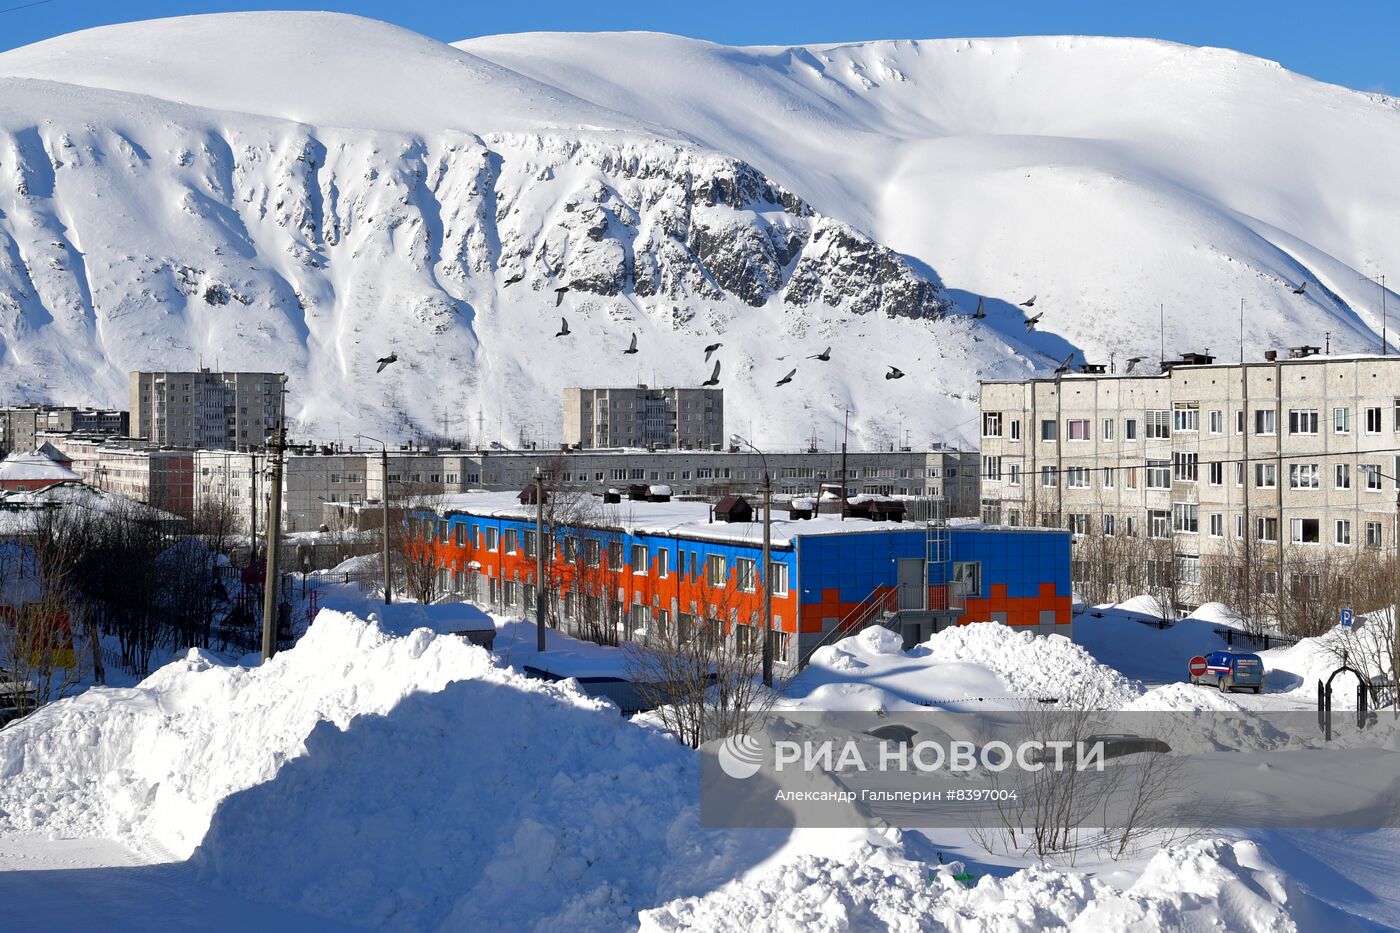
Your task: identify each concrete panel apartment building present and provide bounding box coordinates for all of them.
[979,349,1400,610]
[563,386,723,449]
[130,370,285,449]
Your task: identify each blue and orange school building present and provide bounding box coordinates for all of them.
[409,491,1071,663]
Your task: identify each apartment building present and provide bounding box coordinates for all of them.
[563,386,723,449]
[129,370,285,449]
[46,432,196,517]
[0,405,128,453]
[980,349,1400,603]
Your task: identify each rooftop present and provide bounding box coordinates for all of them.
[428,490,1060,547]
[0,451,80,484]
[981,351,1400,385]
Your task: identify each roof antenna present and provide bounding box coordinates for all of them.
[1159,303,1165,368]
[1239,298,1244,364]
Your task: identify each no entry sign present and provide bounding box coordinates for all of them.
[1188,655,1209,678]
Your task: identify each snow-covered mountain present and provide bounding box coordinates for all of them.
[0,13,1396,448]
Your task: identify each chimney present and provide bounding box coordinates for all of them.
[1264,350,1278,362]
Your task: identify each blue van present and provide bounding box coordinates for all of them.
[1193,650,1265,694]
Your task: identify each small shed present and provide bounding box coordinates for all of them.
[714,495,753,523]
[518,485,549,506]
[646,484,673,502]
[788,496,816,520]
[626,484,650,501]
[603,488,622,504]
[846,498,906,522]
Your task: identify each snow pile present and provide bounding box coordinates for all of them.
[0,611,591,858]
[921,623,1144,708]
[1121,683,1248,712]
[642,838,1362,932]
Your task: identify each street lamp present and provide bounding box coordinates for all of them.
[732,433,773,687]
[356,434,392,605]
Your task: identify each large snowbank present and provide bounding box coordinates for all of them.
[0,612,591,858]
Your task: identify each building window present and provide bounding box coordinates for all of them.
[1173,452,1198,482]
[982,456,1002,481]
[1009,419,1021,441]
[1366,521,1383,549]
[1254,409,1276,435]
[1208,410,1223,434]
[564,536,580,563]
[1289,518,1320,544]
[1068,513,1089,536]
[1008,464,1022,486]
[1172,503,1199,533]
[485,527,499,551]
[1103,467,1115,489]
[1125,418,1138,440]
[982,412,1002,437]
[1366,406,1383,433]
[1335,464,1351,489]
[1208,461,1223,486]
[770,561,789,597]
[735,557,757,592]
[1102,419,1115,441]
[1209,513,1224,537]
[1334,407,1351,433]
[631,543,648,574]
[1363,464,1383,490]
[1254,463,1277,488]
[454,525,466,546]
[1177,555,1201,586]
[1336,520,1352,546]
[1040,419,1057,441]
[1146,460,1171,489]
[1256,517,1279,542]
[503,529,518,553]
[1041,466,1057,487]
[1103,514,1116,536]
[1148,509,1170,539]
[1172,403,1199,432]
[656,548,670,578]
[1146,410,1170,439]
[1065,467,1090,488]
[1066,419,1090,441]
[706,554,726,587]
[607,541,625,571]
[585,538,601,566]
[524,531,537,558]
[1287,409,1319,434]
[1288,463,1319,489]
[1126,466,1138,489]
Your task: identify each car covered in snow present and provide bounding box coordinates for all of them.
[1193,650,1264,694]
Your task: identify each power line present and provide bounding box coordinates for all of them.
[0,0,55,16]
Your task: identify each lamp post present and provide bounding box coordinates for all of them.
[535,466,546,653]
[732,433,773,687]
[261,375,289,662]
[357,434,392,605]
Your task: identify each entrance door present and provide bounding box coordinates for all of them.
[897,558,925,610]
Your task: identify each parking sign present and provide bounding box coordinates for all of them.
[1340,608,1355,628]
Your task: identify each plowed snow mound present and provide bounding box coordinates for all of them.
[921,623,1144,708]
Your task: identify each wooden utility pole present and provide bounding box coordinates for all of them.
[762,467,773,687]
[261,425,285,661]
[535,469,546,653]
[381,446,392,605]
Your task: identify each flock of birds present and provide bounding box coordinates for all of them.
[370,279,1314,383]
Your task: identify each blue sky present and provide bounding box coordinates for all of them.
[1,0,1394,94]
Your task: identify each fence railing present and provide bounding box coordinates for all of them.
[1212,626,1302,651]
[793,586,898,672]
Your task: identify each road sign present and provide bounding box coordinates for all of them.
[1188,655,1208,678]
[1340,608,1355,628]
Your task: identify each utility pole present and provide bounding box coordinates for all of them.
[261,424,285,661]
[762,466,773,687]
[535,468,546,653]
[249,451,258,566]
[841,408,851,521]
[381,445,392,605]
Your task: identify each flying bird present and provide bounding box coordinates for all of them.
[1024,312,1043,332]
[555,317,570,337]
[885,366,905,380]
[1292,281,1308,295]
[775,368,796,387]
[704,342,722,362]
[502,271,524,287]
[1055,353,1074,374]
[554,285,571,307]
[702,360,721,386]
[972,296,986,319]
[1125,356,1144,374]
[375,352,398,373]
[1019,295,1037,308]
[623,332,639,355]
[809,346,831,362]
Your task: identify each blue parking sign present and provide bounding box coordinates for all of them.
[1340,608,1355,628]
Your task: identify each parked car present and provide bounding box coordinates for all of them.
[1193,650,1265,694]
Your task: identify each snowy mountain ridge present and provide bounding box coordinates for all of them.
[0,13,1397,448]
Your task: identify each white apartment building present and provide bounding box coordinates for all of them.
[979,350,1400,604]
[130,370,286,449]
[563,386,723,449]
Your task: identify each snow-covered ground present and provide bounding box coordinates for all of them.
[0,587,1396,929]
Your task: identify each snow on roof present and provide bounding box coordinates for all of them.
[0,483,179,535]
[429,490,1061,546]
[0,451,80,483]
[33,441,71,463]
